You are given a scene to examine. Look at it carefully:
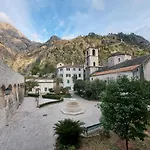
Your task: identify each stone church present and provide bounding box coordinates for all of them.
[86,49,150,81]
[0,60,24,129]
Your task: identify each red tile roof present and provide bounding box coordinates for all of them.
[91,65,139,76]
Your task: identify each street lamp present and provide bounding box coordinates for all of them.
[35,88,40,108]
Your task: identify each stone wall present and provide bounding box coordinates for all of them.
[0,60,24,129]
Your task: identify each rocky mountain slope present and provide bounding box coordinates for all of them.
[0,22,40,53]
[13,33,150,74]
[0,22,150,75]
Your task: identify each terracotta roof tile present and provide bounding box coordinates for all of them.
[92,65,139,76]
[91,55,150,76]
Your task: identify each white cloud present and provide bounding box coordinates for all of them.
[0,0,37,40]
[32,33,42,42]
[0,12,13,23]
[59,20,64,27]
[41,28,48,34]
[91,0,104,11]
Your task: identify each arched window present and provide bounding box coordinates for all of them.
[92,50,95,56]
[93,62,96,66]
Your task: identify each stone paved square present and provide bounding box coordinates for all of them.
[0,95,101,150]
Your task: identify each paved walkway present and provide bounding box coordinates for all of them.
[0,95,101,150]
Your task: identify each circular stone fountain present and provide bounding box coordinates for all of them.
[61,99,85,115]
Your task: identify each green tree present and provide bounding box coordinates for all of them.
[25,80,39,94]
[74,80,85,95]
[54,77,62,94]
[84,81,92,99]
[91,79,106,100]
[72,74,78,83]
[54,119,84,148]
[100,76,150,150]
[40,63,56,75]
[31,65,40,75]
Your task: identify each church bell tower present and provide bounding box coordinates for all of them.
[85,47,99,80]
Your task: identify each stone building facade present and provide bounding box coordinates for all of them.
[0,60,24,129]
[26,78,55,94]
[90,53,150,81]
[57,64,84,91]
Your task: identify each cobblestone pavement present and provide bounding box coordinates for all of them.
[0,95,101,150]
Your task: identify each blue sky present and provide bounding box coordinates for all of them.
[0,0,150,42]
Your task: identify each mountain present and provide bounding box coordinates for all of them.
[45,35,61,46]
[0,42,15,65]
[12,33,150,75]
[0,22,40,53]
[115,32,150,50]
[0,22,150,75]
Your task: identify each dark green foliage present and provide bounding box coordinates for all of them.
[54,119,84,148]
[88,79,106,100]
[88,32,100,38]
[48,88,54,93]
[61,87,69,95]
[56,145,76,150]
[25,80,38,94]
[63,93,72,98]
[74,80,86,95]
[31,65,40,75]
[40,63,56,75]
[28,93,39,97]
[42,94,62,100]
[72,74,78,83]
[100,76,150,150]
[42,93,72,99]
[116,32,150,50]
[31,61,40,75]
[84,81,93,99]
[31,61,56,76]
[54,77,63,94]
[74,79,106,100]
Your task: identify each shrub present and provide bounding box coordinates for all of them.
[42,93,72,99]
[61,87,69,94]
[74,79,106,101]
[74,80,85,95]
[63,93,72,98]
[42,94,62,100]
[28,93,39,97]
[54,119,84,148]
[56,145,76,150]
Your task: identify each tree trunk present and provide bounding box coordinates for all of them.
[126,139,129,150]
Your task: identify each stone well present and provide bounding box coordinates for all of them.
[61,99,85,115]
